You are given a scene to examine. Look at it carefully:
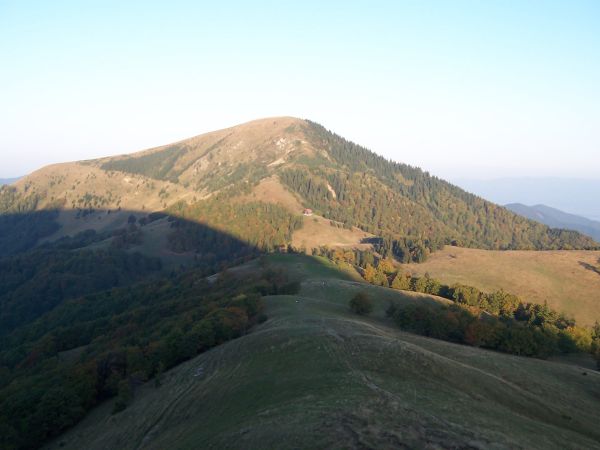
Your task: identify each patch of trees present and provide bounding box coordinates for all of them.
[100,145,188,182]
[197,162,269,195]
[349,292,373,315]
[168,199,303,253]
[386,302,599,359]
[0,265,295,450]
[111,223,143,249]
[368,236,445,263]
[0,210,60,257]
[0,186,41,213]
[73,191,112,213]
[319,248,600,361]
[293,121,598,252]
[0,248,162,335]
[279,168,334,207]
[168,218,260,270]
[0,187,60,257]
[41,229,112,251]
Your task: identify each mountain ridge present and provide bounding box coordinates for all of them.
[0,177,21,186]
[506,203,600,242]
[2,117,597,260]
[454,177,600,221]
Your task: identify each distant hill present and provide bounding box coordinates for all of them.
[506,203,600,242]
[0,177,20,185]
[453,177,600,221]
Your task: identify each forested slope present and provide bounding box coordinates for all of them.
[285,121,598,254]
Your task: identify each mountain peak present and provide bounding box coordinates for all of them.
[4,118,598,254]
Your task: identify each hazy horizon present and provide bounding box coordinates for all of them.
[452,176,600,221]
[1,1,599,180]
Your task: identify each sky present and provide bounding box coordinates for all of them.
[1,0,599,180]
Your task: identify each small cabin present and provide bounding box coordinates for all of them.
[303,208,313,216]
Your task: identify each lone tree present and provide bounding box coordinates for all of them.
[349,292,373,315]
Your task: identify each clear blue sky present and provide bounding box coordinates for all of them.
[1,0,599,179]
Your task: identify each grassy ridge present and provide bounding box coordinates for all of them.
[46,255,600,450]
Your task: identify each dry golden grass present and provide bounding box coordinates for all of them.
[17,162,197,243]
[102,117,319,192]
[292,214,373,250]
[17,162,196,212]
[403,246,600,326]
[235,175,304,212]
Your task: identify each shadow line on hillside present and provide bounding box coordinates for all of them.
[0,207,263,335]
[578,261,600,277]
[0,204,314,450]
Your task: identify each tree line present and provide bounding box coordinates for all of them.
[167,198,303,253]
[325,247,600,364]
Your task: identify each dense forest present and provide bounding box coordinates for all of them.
[0,187,60,256]
[100,144,189,183]
[281,121,598,253]
[0,258,298,450]
[0,247,162,335]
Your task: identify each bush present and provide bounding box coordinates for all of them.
[112,379,133,414]
[349,292,373,315]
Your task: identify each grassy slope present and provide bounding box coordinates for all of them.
[292,214,373,249]
[45,255,600,450]
[403,247,600,326]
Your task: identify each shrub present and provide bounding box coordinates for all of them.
[349,292,373,315]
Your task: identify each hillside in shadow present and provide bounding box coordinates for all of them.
[0,207,264,334]
[42,253,600,450]
[0,207,297,450]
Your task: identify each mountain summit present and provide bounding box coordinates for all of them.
[1,117,597,259]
